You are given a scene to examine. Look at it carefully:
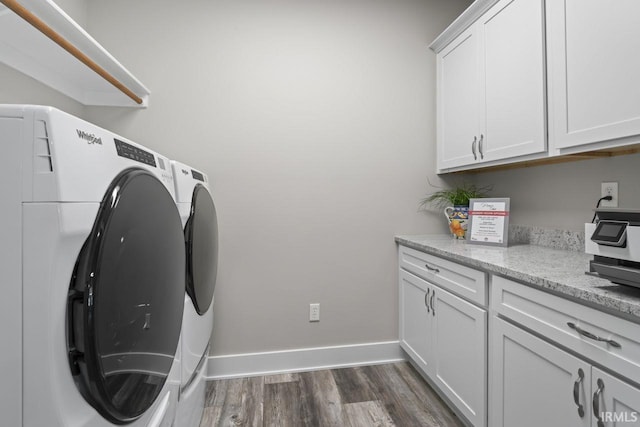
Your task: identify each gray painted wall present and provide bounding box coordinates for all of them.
[470,153,640,231]
[82,0,471,355]
[55,0,87,27]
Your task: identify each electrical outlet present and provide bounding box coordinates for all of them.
[601,182,618,208]
[309,303,320,322]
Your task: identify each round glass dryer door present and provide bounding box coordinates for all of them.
[67,168,185,424]
[185,184,218,315]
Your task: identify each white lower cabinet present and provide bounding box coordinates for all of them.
[399,267,487,427]
[591,368,640,427]
[432,287,487,427]
[490,317,591,427]
[491,317,640,427]
[399,246,640,427]
[491,275,640,427]
[399,270,432,374]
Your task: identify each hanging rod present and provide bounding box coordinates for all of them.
[0,0,143,105]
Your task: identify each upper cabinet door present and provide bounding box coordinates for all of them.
[435,0,546,172]
[438,26,482,170]
[480,0,546,161]
[548,0,640,149]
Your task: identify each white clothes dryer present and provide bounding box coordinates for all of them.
[170,161,218,427]
[0,105,183,427]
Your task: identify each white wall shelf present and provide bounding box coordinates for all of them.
[0,0,149,107]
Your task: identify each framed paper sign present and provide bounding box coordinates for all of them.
[467,198,510,247]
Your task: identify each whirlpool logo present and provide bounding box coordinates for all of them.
[76,129,103,145]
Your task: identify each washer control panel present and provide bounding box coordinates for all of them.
[114,138,156,167]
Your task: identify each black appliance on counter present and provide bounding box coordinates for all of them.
[585,209,640,288]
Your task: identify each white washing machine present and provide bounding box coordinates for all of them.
[170,161,218,427]
[0,105,184,427]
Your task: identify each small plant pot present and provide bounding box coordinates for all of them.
[444,205,469,239]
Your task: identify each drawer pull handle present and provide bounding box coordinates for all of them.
[424,264,440,274]
[593,378,605,427]
[478,134,484,159]
[567,322,621,348]
[430,289,435,316]
[573,368,585,418]
[425,288,430,313]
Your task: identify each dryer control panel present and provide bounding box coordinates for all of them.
[191,169,205,182]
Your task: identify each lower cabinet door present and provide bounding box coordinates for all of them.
[490,317,591,427]
[399,270,432,375]
[432,286,487,427]
[591,368,640,426]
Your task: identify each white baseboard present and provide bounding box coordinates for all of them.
[206,340,405,380]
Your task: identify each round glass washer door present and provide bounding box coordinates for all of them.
[67,168,185,424]
[184,184,218,315]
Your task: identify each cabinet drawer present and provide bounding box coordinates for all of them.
[492,276,640,383]
[399,245,487,306]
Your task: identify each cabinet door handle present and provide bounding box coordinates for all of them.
[425,288,430,313]
[424,263,440,274]
[478,134,484,159]
[593,378,605,427]
[471,136,477,160]
[430,289,435,316]
[573,368,585,418]
[567,322,621,348]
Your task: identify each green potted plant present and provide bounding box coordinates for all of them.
[420,182,492,239]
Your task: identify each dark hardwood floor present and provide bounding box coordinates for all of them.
[200,362,464,426]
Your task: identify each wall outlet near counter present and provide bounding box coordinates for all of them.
[601,182,618,208]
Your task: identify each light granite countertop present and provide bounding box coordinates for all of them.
[395,234,640,322]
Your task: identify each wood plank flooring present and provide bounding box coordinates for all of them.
[200,362,464,427]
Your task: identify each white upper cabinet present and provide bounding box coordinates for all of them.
[480,0,546,162]
[433,0,640,171]
[547,0,640,150]
[433,0,546,171]
[438,26,482,169]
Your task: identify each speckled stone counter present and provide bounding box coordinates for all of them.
[395,234,640,322]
